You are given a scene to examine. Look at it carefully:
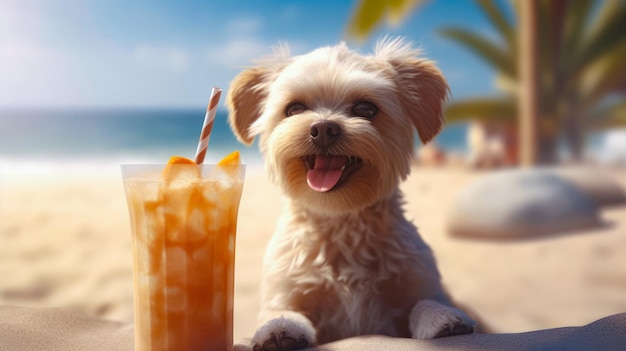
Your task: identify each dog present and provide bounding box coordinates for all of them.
[226,37,476,350]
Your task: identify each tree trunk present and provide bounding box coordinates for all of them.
[519,0,540,166]
[537,121,559,164]
[563,99,585,162]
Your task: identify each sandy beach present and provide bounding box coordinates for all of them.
[0,163,625,342]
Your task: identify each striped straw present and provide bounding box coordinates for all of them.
[194,87,222,164]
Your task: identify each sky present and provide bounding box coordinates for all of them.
[0,0,504,108]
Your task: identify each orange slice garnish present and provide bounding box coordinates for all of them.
[162,152,240,181]
[216,151,242,179]
[217,151,241,167]
[167,156,196,165]
[163,155,199,181]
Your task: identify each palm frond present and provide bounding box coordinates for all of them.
[438,27,516,79]
[561,0,594,72]
[444,96,517,124]
[345,0,389,41]
[345,0,423,41]
[581,44,626,105]
[386,0,422,25]
[476,0,516,51]
[536,0,561,95]
[572,0,626,76]
[587,98,626,130]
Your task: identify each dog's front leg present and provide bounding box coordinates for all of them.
[251,311,316,351]
[409,299,476,339]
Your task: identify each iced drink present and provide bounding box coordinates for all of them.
[122,161,244,351]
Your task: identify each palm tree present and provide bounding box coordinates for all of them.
[346,0,626,165]
[439,0,626,163]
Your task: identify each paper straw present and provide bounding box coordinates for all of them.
[194,87,222,164]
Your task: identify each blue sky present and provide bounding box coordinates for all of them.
[0,0,505,108]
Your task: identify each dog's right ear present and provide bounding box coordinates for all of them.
[374,37,449,144]
[226,66,271,145]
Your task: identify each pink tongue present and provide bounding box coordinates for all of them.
[307,156,348,192]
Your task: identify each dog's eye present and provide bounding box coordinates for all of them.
[352,101,377,118]
[286,103,307,117]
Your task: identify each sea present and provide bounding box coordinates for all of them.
[0,107,470,172]
[2,107,619,175]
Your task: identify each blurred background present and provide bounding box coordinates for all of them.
[1,0,623,166]
[1,0,625,341]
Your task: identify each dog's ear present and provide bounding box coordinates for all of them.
[226,66,272,145]
[376,38,449,144]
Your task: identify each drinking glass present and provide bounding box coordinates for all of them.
[122,163,245,351]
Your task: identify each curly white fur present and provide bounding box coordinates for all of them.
[227,37,476,350]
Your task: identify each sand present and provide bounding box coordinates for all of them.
[0,163,625,342]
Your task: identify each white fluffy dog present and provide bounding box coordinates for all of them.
[226,37,476,351]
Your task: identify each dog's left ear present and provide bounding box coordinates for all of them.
[376,38,449,144]
[226,66,273,146]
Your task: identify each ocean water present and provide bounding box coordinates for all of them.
[0,108,469,170]
[0,108,254,169]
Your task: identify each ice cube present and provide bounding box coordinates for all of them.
[165,224,185,244]
[207,166,243,190]
[163,187,193,215]
[186,208,208,243]
[165,164,200,189]
[199,180,219,204]
[162,203,188,244]
[190,247,210,264]
[165,246,187,283]
[166,162,199,176]
[164,286,186,312]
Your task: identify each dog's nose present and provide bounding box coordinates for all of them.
[310,120,340,148]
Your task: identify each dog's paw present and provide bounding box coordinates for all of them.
[409,299,476,339]
[251,312,316,351]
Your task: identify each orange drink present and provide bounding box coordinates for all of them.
[122,156,244,351]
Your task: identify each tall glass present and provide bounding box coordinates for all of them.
[122,163,245,351]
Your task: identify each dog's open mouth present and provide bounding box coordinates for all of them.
[303,155,363,192]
